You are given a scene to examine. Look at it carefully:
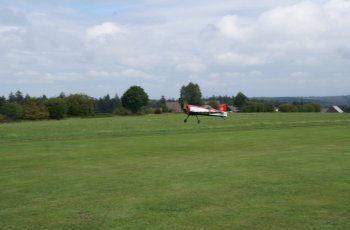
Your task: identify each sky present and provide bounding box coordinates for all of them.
[0,0,349,99]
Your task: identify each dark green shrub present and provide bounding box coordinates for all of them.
[0,114,6,122]
[1,102,23,120]
[241,101,275,112]
[279,104,299,112]
[67,94,95,117]
[208,100,220,110]
[115,107,131,116]
[154,108,162,114]
[46,98,68,120]
[22,102,49,120]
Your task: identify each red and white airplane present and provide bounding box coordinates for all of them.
[183,103,228,124]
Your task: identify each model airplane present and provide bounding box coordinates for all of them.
[183,103,228,124]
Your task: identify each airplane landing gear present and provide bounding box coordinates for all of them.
[195,115,200,124]
[184,114,189,123]
[183,114,200,124]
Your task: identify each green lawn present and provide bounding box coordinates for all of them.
[1,113,350,229]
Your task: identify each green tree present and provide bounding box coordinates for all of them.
[95,94,122,114]
[15,90,24,104]
[95,94,112,113]
[1,102,23,120]
[206,95,233,106]
[312,103,321,112]
[208,100,220,109]
[8,91,25,104]
[112,94,122,109]
[22,102,49,120]
[67,94,95,117]
[121,86,149,114]
[59,92,66,99]
[279,104,299,112]
[46,98,68,120]
[8,92,15,102]
[339,105,350,113]
[159,96,166,108]
[157,95,169,112]
[241,101,274,112]
[233,92,248,109]
[179,82,203,107]
[296,103,321,112]
[0,96,5,109]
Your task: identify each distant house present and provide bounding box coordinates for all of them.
[166,102,183,113]
[326,105,344,113]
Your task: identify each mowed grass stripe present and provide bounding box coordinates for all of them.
[0,113,349,143]
[0,113,349,229]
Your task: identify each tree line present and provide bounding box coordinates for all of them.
[1,83,324,122]
[0,86,151,122]
[179,82,321,113]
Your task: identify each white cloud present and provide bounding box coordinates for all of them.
[259,2,327,40]
[216,15,248,40]
[0,8,29,26]
[120,68,155,80]
[120,55,162,69]
[86,22,126,42]
[176,62,207,73]
[215,52,265,66]
[0,26,22,33]
[324,0,350,24]
[13,71,83,84]
[1,1,350,98]
[0,26,25,50]
[250,70,262,76]
[290,72,308,77]
[209,72,243,80]
[87,70,111,79]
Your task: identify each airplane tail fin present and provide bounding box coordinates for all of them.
[220,104,227,112]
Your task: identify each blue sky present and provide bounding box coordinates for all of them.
[0,0,349,98]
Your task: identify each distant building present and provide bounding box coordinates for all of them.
[166,101,183,113]
[326,105,344,113]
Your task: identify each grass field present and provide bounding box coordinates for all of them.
[1,113,350,229]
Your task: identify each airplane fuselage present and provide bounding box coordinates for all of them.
[184,104,227,123]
